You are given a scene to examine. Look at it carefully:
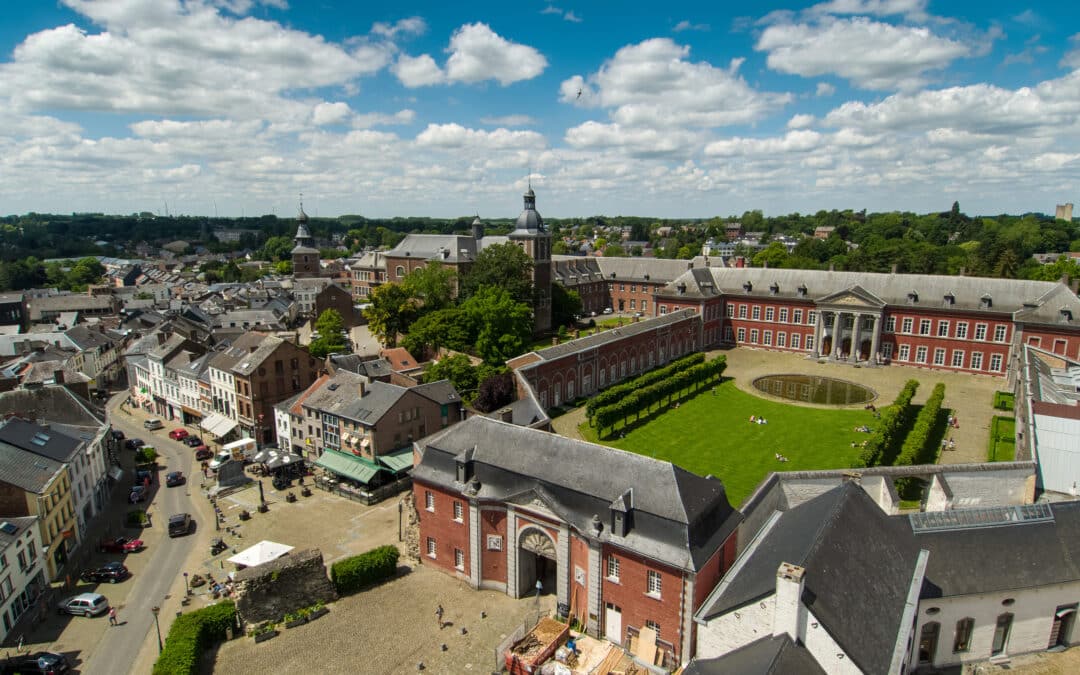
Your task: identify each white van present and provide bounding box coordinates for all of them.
[208,450,232,471]
[223,438,258,463]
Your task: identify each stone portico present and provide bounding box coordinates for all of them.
[811,286,886,364]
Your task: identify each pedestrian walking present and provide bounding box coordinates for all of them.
[436,604,444,629]
[108,607,118,626]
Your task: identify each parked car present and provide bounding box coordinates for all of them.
[80,562,129,584]
[143,418,163,431]
[183,435,203,447]
[603,307,614,314]
[134,469,153,485]
[125,438,145,450]
[165,471,185,487]
[168,428,189,441]
[56,593,108,617]
[98,536,143,553]
[168,513,192,538]
[110,429,125,442]
[0,651,71,674]
[194,446,212,461]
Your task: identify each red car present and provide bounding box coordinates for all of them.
[169,428,189,441]
[194,446,212,461]
[98,537,144,553]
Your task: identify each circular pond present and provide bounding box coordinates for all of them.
[752,374,875,406]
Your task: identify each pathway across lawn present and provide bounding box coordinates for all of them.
[579,378,879,507]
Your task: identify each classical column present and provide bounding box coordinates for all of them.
[813,310,825,357]
[835,312,845,359]
[850,313,863,362]
[869,315,882,365]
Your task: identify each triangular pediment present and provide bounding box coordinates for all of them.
[816,285,885,308]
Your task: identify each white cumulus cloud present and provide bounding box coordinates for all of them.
[392,23,546,87]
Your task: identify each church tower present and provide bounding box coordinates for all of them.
[508,185,552,333]
[291,198,320,279]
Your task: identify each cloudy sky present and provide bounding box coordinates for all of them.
[1,0,1078,219]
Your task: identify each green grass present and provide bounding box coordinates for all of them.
[987,416,1016,462]
[578,379,879,507]
[993,391,1015,411]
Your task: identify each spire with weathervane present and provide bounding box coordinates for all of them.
[291,193,320,278]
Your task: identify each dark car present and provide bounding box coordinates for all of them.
[183,435,203,447]
[194,446,212,461]
[80,562,129,584]
[128,485,147,503]
[125,438,145,450]
[98,536,143,553]
[110,429,125,441]
[165,471,185,487]
[168,513,192,538]
[0,651,71,674]
[134,469,153,485]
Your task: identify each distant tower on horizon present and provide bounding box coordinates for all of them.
[1057,203,1074,222]
[291,196,320,279]
[508,184,552,334]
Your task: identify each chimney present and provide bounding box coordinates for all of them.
[772,562,807,640]
[53,369,65,384]
[498,407,513,423]
[358,381,366,398]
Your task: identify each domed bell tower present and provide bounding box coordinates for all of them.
[291,198,320,279]
[508,186,552,334]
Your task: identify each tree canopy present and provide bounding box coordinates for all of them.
[459,242,534,304]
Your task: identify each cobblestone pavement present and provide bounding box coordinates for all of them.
[970,645,1080,674]
[550,347,1004,465]
[211,563,556,675]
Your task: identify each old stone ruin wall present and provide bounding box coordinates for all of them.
[232,548,338,627]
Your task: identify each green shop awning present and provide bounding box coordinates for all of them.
[377,448,414,474]
[315,449,380,485]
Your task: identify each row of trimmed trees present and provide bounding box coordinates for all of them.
[586,353,705,421]
[854,379,919,468]
[594,356,727,438]
[896,383,947,467]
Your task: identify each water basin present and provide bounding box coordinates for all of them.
[752,374,875,405]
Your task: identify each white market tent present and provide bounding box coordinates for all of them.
[227,540,294,568]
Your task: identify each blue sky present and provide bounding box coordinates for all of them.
[1,0,1078,219]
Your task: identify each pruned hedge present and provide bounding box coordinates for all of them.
[586,353,705,420]
[896,383,946,467]
[331,544,400,595]
[153,601,236,675]
[854,380,919,468]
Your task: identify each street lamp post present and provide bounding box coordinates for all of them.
[151,605,163,653]
[183,572,189,595]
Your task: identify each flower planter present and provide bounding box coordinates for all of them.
[284,617,307,629]
[253,630,278,643]
[300,487,312,497]
[239,510,251,521]
[307,607,329,621]
[286,492,297,503]
[257,504,269,513]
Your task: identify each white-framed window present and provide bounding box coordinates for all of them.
[989,354,1003,372]
[971,352,984,370]
[645,619,660,634]
[765,307,775,321]
[779,308,789,323]
[659,305,668,315]
[777,332,787,348]
[974,323,987,341]
[791,333,801,350]
[726,304,734,317]
[752,306,761,320]
[902,317,914,334]
[899,344,911,361]
[916,346,928,363]
[919,319,931,336]
[763,331,772,346]
[395,265,406,277]
[807,311,817,326]
[750,329,759,344]
[933,348,946,366]
[647,570,662,598]
[885,316,896,333]
[425,491,435,512]
[793,309,803,324]
[805,335,814,352]
[486,535,503,551]
[882,342,894,359]
[951,350,965,368]
[994,325,1008,342]
[426,537,437,558]
[937,321,949,337]
[737,327,746,342]
[606,555,620,582]
[453,501,463,522]
[738,305,748,319]
[724,326,734,341]
[956,322,968,339]
[454,548,465,571]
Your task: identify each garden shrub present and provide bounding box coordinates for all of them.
[153,601,236,675]
[896,383,947,468]
[331,545,400,595]
[854,379,919,468]
[594,356,726,437]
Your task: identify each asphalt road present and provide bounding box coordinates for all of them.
[82,399,199,674]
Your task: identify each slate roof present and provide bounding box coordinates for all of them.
[0,441,65,493]
[658,267,1079,319]
[229,335,284,376]
[411,379,460,406]
[699,483,921,675]
[413,416,740,571]
[910,499,1080,598]
[683,635,826,675]
[336,381,411,425]
[386,234,479,263]
[208,332,277,375]
[301,370,370,414]
[64,324,116,351]
[517,309,698,364]
[328,354,394,379]
[0,516,37,553]
[0,418,83,464]
[552,255,707,286]
[0,386,104,427]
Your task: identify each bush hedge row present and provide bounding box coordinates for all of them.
[153,601,236,675]
[896,383,946,468]
[330,544,400,595]
[854,379,919,468]
[594,356,727,436]
[586,353,705,420]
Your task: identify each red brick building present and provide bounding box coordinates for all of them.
[412,416,741,666]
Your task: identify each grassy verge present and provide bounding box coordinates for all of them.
[987,416,1016,462]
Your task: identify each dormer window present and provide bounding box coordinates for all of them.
[769,282,779,296]
[1060,308,1073,323]
[677,283,687,296]
[610,488,633,537]
[743,281,753,294]
[797,284,807,298]
[981,294,992,309]
[944,292,955,307]
[907,291,919,305]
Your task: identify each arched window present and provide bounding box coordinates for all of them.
[953,617,974,653]
[919,622,940,665]
[992,613,1014,655]
[395,265,405,277]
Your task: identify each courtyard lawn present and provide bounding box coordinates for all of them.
[578,378,879,507]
